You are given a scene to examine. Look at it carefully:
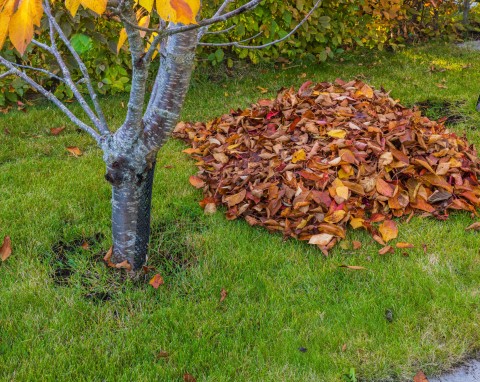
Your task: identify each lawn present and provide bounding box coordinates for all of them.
[1,42,480,382]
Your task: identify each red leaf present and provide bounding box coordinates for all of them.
[149,274,164,289]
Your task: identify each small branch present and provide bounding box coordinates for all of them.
[199,31,263,47]
[213,0,234,17]
[204,25,236,35]
[199,0,322,50]
[164,0,262,38]
[44,2,109,133]
[8,63,64,82]
[0,69,15,79]
[0,56,100,143]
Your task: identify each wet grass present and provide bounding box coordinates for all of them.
[0,42,480,381]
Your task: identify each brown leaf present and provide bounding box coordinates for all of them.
[413,370,429,382]
[156,350,169,359]
[183,373,197,382]
[466,222,480,231]
[189,175,205,189]
[220,288,228,302]
[353,241,362,250]
[103,246,114,266]
[204,203,217,215]
[50,126,65,135]
[339,265,366,270]
[81,242,90,250]
[149,274,164,289]
[379,220,398,243]
[115,260,132,271]
[308,233,334,246]
[378,245,394,255]
[66,146,82,157]
[0,236,12,262]
[225,189,246,207]
[376,179,394,197]
[341,343,347,352]
[396,242,414,248]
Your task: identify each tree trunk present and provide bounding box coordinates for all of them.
[463,0,470,25]
[110,162,156,271]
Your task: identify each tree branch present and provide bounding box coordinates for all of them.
[0,56,100,143]
[199,0,322,49]
[43,1,109,134]
[0,69,15,79]
[8,62,64,83]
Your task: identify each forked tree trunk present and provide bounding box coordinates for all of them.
[110,162,156,270]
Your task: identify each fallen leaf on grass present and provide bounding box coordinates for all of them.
[341,343,347,352]
[339,265,366,270]
[413,370,429,382]
[220,288,227,302]
[396,242,414,248]
[352,241,362,250]
[379,220,398,243]
[81,242,89,250]
[1,236,12,262]
[183,374,197,382]
[189,176,205,189]
[379,245,394,255]
[50,127,65,135]
[204,203,217,215]
[115,260,132,271]
[156,350,169,359]
[66,146,82,157]
[466,222,480,231]
[149,274,164,289]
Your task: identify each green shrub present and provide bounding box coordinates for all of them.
[0,0,465,108]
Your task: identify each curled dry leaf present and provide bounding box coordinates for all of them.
[352,241,362,250]
[189,175,205,189]
[220,288,228,302]
[183,374,197,382]
[149,274,164,289]
[66,146,82,157]
[115,260,132,271]
[413,370,429,382]
[378,245,394,255]
[174,80,480,256]
[0,236,12,262]
[466,222,480,231]
[50,126,65,135]
[396,242,414,248]
[378,220,398,243]
[339,265,366,270]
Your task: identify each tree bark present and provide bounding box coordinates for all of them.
[110,162,156,271]
[463,0,470,25]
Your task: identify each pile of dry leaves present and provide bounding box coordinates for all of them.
[173,79,480,255]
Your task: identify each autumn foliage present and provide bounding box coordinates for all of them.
[174,80,480,255]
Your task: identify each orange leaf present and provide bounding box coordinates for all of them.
[220,288,227,302]
[379,220,398,243]
[149,274,164,289]
[413,370,429,382]
[0,236,12,262]
[183,373,197,382]
[157,0,200,24]
[115,260,132,271]
[378,245,394,255]
[396,242,414,248]
[466,222,480,231]
[376,178,394,197]
[189,175,205,188]
[66,146,82,157]
[50,127,65,136]
[225,189,246,207]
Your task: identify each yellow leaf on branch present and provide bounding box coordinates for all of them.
[65,0,107,18]
[5,0,43,55]
[156,0,200,24]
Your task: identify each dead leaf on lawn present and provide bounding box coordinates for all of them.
[189,176,205,189]
[1,236,12,262]
[379,220,398,243]
[183,373,197,382]
[413,370,429,382]
[353,241,362,250]
[466,222,480,231]
[149,274,164,289]
[378,245,394,255]
[396,242,414,248]
[339,265,366,270]
[50,126,65,135]
[66,146,82,157]
[220,288,228,302]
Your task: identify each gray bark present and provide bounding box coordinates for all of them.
[463,0,470,25]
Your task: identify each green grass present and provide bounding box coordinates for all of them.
[1,42,480,381]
